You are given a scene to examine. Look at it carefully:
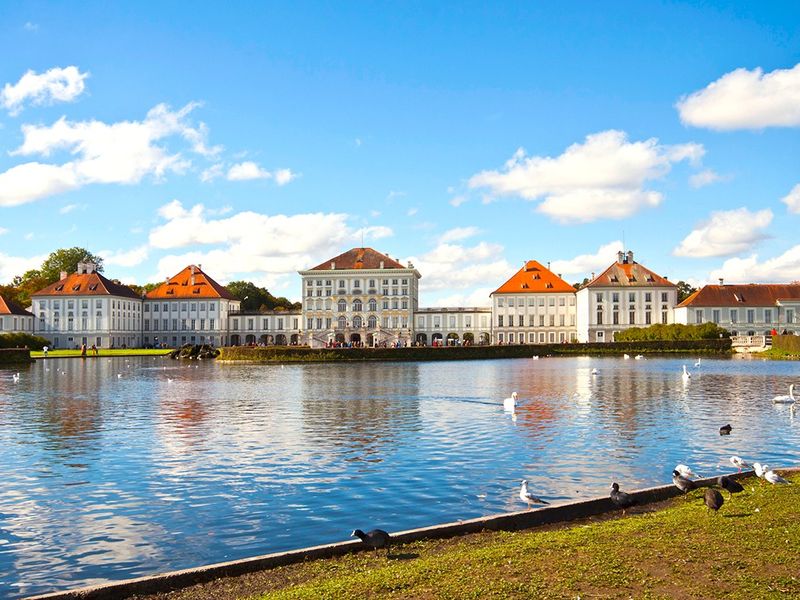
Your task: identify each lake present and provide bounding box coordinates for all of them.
[1,355,798,597]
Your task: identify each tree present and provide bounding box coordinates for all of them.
[572,277,590,290]
[676,281,697,303]
[225,280,300,312]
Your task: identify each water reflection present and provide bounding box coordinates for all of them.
[0,356,798,598]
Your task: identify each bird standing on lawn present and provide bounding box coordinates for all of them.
[610,482,636,515]
[730,456,751,472]
[704,488,724,514]
[351,529,391,554]
[717,476,744,499]
[672,470,696,494]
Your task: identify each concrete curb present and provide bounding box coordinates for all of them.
[26,468,798,600]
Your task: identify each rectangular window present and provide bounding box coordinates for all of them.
[712,310,720,324]
[529,315,535,327]
[629,311,635,325]
[247,318,254,330]
[613,311,619,325]
[191,303,197,311]
[307,318,314,329]
[200,319,205,330]
[450,316,457,328]
[612,292,619,303]
[181,319,187,331]
[191,319,196,329]
[662,311,668,324]
[645,311,651,325]
[498,315,504,327]
[747,309,755,323]
[695,309,703,323]
[539,315,544,327]
[645,293,652,302]
[596,293,603,303]
[210,318,215,330]
[628,292,635,303]
[765,309,772,323]
[730,309,738,323]
[549,315,555,326]
[508,298,515,307]
[787,309,794,324]
[661,292,668,302]
[559,314,565,327]
[596,311,603,325]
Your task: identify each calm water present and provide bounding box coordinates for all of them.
[1,355,799,597]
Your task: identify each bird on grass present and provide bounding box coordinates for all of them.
[674,464,699,479]
[610,482,637,515]
[503,392,518,411]
[719,424,732,435]
[704,488,724,515]
[351,529,391,554]
[717,476,744,499]
[730,456,751,472]
[519,480,550,509]
[753,462,768,479]
[672,470,696,495]
[763,469,791,485]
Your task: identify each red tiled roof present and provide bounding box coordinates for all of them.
[32,272,140,299]
[309,247,407,271]
[0,295,34,317]
[146,265,236,300]
[492,260,576,295]
[585,260,675,288]
[676,284,800,308]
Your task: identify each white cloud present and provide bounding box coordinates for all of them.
[23,22,39,32]
[0,251,46,283]
[550,240,624,281]
[407,207,418,217]
[440,226,479,243]
[449,195,467,207]
[782,184,800,214]
[429,287,493,308]
[408,241,513,293]
[710,246,800,283]
[100,245,149,268]
[274,168,297,186]
[200,163,224,183]
[673,208,772,258]
[148,200,393,286]
[0,103,212,206]
[689,169,725,188]
[0,227,7,235]
[468,130,704,223]
[1,66,88,116]
[59,203,86,214]
[227,161,271,181]
[677,63,800,130]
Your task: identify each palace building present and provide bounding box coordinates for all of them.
[0,295,34,334]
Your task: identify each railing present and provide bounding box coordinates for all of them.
[730,335,771,348]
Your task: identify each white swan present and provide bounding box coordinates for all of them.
[532,355,539,360]
[623,354,630,360]
[504,392,518,411]
[674,464,698,479]
[694,357,701,368]
[519,480,549,508]
[591,368,598,376]
[772,384,796,404]
[764,469,790,485]
[682,365,691,382]
[634,354,644,360]
[12,372,20,383]
[730,456,751,472]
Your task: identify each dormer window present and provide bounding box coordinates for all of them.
[72,285,81,291]
[55,284,64,291]
[88,284,98,291]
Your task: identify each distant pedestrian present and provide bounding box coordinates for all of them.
[80,343,87,358]
[43,345,49,357]
[91,344,98,356]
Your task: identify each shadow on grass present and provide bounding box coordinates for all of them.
[722,512,753,519]
[388,552,420,561]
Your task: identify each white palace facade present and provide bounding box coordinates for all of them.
[3,247,799,347]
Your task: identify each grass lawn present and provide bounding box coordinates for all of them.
[132,472,800,600]
[30,348,172,358]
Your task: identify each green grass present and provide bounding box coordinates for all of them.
[30,348,172,358]
[758,347,800,360]
[134,473,800,600]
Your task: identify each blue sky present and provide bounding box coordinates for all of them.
[1,1,799,306]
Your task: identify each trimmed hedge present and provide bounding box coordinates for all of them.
[615,322,730,342]
[772,334,800,354]
[0,332,51,350]
[0,348,34,364]
[219,339,731,363]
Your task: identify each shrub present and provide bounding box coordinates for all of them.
[615,323,729,342]
[0,332,51,350]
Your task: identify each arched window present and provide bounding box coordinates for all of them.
[337,299,347,312]
[353,299,363,312]
[368,298,377,312]
[368,315,377,328]
[324,299,331,310]
[352,316,363,328]
[315,299,323,310]
[338,316,347,329]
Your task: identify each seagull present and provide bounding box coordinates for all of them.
[672,470,696,494]
[610,482,636,515]
[519,480,550,509]
[504,392,519,411]
[772,384,796,404]
[704,488,724,514]
[351,528,391,553]
[12,373,20,383]
[694,357,702,368]
[682,365,691,382]
[717,476,744,499]
[674,464,699,479]
[753,462,768,479]
[730,456,751,472]
[719,424,732,435]
[764,469,791,485]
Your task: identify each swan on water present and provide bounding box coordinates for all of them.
[591,368,598,376]
[772,384,796,404]
[12,372,20,383]
[623,354,630,360]
[504,392,518,411]
[634,354,644,360]
[694,357,701,368]
[682,364,691,382]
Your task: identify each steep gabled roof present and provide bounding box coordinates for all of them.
[32,272,140,299]
[146,265,236,300]
[0,295,34,317]
[585,260,675,289]
[309,247,406,271]
[492,260,576,295]
[676,284,800,308]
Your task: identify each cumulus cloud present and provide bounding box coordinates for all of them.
[59,203,86,214]
[227,161,271,181]
[782,184,800,214]
[673,208,773,258]
[710,246,800,283]
[0,251,47,283]
[274,168,297,186]
[0,103,214,207]
[549,240,624,281]
[0,227,7,235]
[101,245,149,268]
[148,200,393,286]
[440,226,479,243]
[408,241,513,293]
[468,130,704,223]
[689,169,725,188]
[428,287,493,308]
[677,63,800,130]
[1,66,88,116]
[449,195,467,207]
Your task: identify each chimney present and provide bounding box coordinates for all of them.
[379,261,384,269]
[626,250,634,264]
[617,251,624,264]
[331,261,336,269]
[60,270,67,280]
[591,272,595,280]
[719,278,724,286]
[558,274,562,279]
[547,261,551,270]
[191,265,196,275]
[198,264,202,272]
